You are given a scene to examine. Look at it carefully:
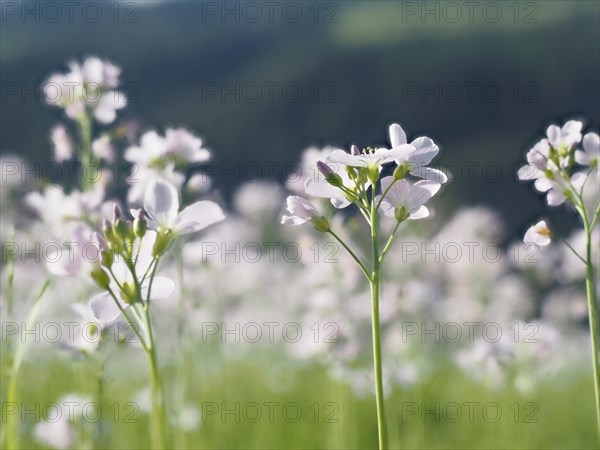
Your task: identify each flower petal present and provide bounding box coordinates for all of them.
[90,292,127,323]
[174,201,225,234]
[389,123,407,148]
[144,178,180,228]
[141,276,175,300]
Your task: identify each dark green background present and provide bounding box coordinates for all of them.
[1,1,599,236]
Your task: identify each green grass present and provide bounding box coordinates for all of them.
[3,353,597,449]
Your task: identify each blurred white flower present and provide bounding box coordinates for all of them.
[524,220,551,247]
[50,125,74,162]
[92,134,115,163]
[125,128,210,169]
[44,56,126,124]
[34,417,73,449]
[127,163,186,205]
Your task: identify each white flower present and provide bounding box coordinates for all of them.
[575,132,600,169]
[375,176,440,220]
[281,196,323,226]
[125,128,211,168]
[524,220,551,247]
[62,303,103,356]
[44,56,126,124]
[126,163,185,205]
[326,145,403,170]
[304,161,366,209]
[388,123,448,183]
[143,178,225,234]
[517,139,567,206]
[92,134,115,163]
[89,230,175,323]
[50,125,74,162]
[34,417,73,449]
[546,120,583,150]
[45,224,99,277]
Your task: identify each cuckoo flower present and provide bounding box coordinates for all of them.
[281,196,329,231]
[89,230,175,323]
[375,177,441,221]
[143,178,225,235]
[523,220,552,247]
[388,123,448,184]
[576,132,600,170]
[517,119,600,435]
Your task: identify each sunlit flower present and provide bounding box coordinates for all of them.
[326,145,403,171]
[575,132,600,169]
[388,123,448,183]
[125,128,211,169]
[92,134,115,163]
[546,120,583,151]
[375,176,440,221]
[281,196,329,231]
[524,220,551,247]
[143,178,225,234]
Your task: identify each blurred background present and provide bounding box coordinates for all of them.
[1,1,600,449]
[2,0,599,236]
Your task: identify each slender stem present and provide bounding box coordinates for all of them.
[369,195,388,450]
[583,215,600,441]
[77,113,93,191]
[562,239,587,265]
[4,280,52,450]
[106,287,149,352]
[379,220,402,264]
[376,178,397,211]
[327,229,371,281]
[144,261,168,449]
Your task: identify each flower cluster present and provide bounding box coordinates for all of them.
[519,120,599,245]
[283,123,446,230]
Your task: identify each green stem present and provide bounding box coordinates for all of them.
[144,263,168,449]
[77,113,93,191]
[584,219,600,441]
[370,196,388,450]
[379,220,402,264]
[327,230,371,281]
[4,280,52,450]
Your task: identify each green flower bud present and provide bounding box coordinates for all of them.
[90,267,111,290]
[393,164,410,181]
[395,206,409,222]
[103,219,117,245]
[119,282,138,304]
[113,219,133,241]
[101,249,114,268]
[317,161,344,188]
[133,209,147,238]
[367,165,380,184]
[152,229,173,257]
[313,216,330,233]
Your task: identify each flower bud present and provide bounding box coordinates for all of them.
[395,206,409,222]
[101,250,114,268]
[152,230,173,257]
[113,219,132,241]
[119,282,138,304]
[313,216,330,233]
[112,204,123,222]
[350,144,360,156]
[317,161,344,188]
[90,267,111,290]
[103,219,117,244]
[393,164,410,181]
[133,209,147,238]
